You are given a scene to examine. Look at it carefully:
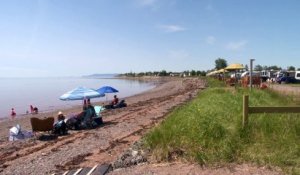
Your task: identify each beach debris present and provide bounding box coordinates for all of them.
[112,140,149,169]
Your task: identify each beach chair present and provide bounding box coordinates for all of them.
[30,117,54,134]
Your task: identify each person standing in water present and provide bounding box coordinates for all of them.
[11,108,16,118]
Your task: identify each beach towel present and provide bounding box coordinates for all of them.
[94,106,105,117]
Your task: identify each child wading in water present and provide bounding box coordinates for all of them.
[11,108,16,119]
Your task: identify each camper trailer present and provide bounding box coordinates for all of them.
[275,70,297,84]
[260,70,277,82]
[295,71,300,81]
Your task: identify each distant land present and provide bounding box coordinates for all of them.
[82,73,119,78]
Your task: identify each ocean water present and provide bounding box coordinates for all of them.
[0,77,154,119]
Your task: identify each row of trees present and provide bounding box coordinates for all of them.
[123,70,207,77]
[253,65,300,71]
[214,58,300,71]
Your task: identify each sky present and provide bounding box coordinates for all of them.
[1,0,300,77]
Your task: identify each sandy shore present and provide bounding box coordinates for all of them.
[0,77,283,175]
[0,77,206,175]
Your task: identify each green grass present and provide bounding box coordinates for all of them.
[144,78,300,174]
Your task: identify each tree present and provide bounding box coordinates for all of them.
[268,65,281,70]
[159,70,167,76]
[198,71,206,76]
[254,64,263,71]
[287,66,295,71]
[137,72,145,76]
[262,65,268,70]
[215,58,228,70]
[298,68,300,71]
[190,70,196,76]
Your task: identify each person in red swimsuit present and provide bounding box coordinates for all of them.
[11,108,16,117]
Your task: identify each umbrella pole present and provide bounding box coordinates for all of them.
[235,70,237,89]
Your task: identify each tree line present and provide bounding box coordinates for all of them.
[122,70,207,77]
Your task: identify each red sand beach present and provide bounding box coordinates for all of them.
[0,77,205,174]
[0,77,282,175]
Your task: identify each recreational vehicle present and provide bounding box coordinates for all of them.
[275,70,300,84]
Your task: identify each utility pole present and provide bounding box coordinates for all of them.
[250,59,255,90]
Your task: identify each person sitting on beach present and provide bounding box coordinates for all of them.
[104,95,121,109]
[30,105,38,114]
[66,112,83,130]
[81,99,97,129]
[53,111,67,135]
[111,95,119,105]
[33,107,38,114]
[114,99,127,108]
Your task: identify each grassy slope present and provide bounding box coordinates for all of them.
[144,78,300,174]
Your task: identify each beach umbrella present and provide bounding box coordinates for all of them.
[225,63,245,87]
[96,86,119,94]
[96,86,119,101]
[97,86,119,94]
[225,63,244,71]
[59,87,105,101]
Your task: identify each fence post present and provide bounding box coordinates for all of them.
[243,95,249,127]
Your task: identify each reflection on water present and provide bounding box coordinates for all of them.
[0,77,155,118]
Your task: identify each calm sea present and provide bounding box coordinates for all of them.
[0,76,154,119]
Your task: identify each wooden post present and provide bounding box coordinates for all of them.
[243,95,249,127]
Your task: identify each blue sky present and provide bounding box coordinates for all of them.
[1,0,300,77]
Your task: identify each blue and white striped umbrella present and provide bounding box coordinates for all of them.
[59,87,105,101]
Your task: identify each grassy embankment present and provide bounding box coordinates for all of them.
[144,78,300,174]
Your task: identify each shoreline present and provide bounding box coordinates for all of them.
[0,76,159,122]
[0,77,164,137]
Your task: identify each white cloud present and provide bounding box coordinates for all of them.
[168,50,189,59]
[159,25,186,33]
[226,40,248,51]
[206,36,216,45]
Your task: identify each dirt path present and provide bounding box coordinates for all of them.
[269,84,300,95]
[0,78,206,175]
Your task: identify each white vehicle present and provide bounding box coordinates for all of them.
[241,71,260,78]
[295,71,300,80]
[260,70,277,81]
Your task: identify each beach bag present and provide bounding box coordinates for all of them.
[9,125,33,141]
[9,124,24,141]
